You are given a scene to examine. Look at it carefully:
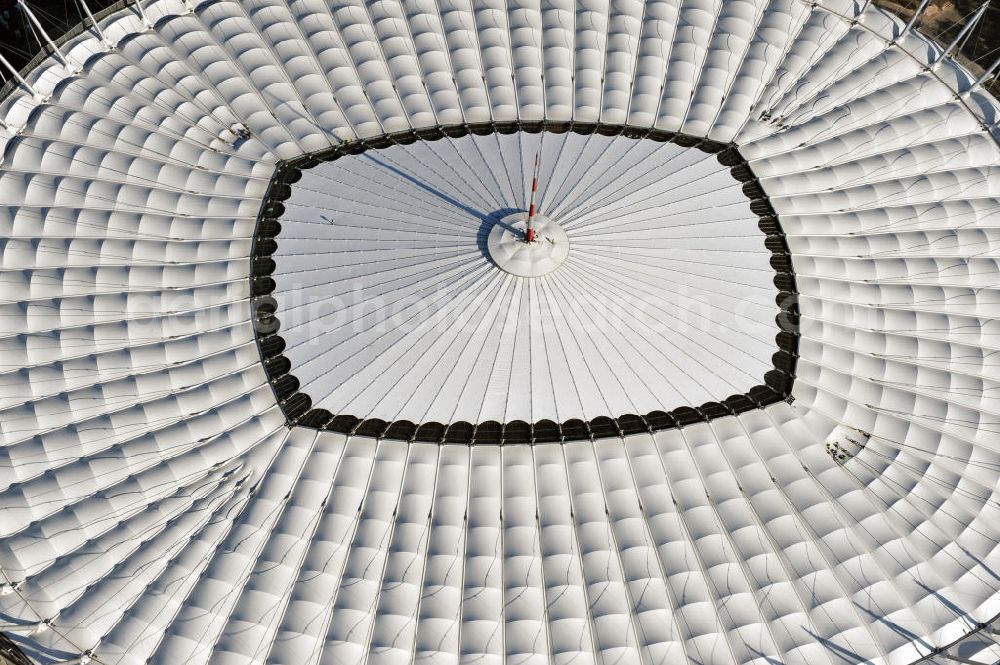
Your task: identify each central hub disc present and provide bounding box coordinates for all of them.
[487,212,569,277]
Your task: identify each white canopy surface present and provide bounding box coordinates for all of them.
[0,0,998,663]
[273,132,776,423]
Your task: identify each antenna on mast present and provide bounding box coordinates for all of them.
[526,152,539,243]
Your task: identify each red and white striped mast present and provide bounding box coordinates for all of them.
[526,152,540,243]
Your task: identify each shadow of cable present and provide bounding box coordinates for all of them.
[361,151,524,266]
[362,151,493,220]
[802,627,868,664]
[746,645,787,665]
[853,601,935,653]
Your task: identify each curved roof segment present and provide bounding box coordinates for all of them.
[0,0,998,664]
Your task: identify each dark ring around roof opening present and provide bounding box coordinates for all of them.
[250,121,800,443]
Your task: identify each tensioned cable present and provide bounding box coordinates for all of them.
[695,413,893,662]
[68,475,254,663]
[562,180,751,234]
[437,277,523,427]
[547,267,670,414]
[781,199,1000,237]
[327,442,416,662]
[610,441,732,665]
[494,273,530,425]
[233,0,356,151]
[235,434,357,662]
[0,348,265,442]
[570,243,776,286]
[297,0,392,139]
[557,441,652,662]
[0,337,256,412]
[0,430,278,662]
[32,85,262,164]
[538,131,599,212]
[322,266,515,420]
[720,404,924,661]
[179,430,336,663]
[0,315,248,373]
[14,464,247,586]
[0,169,255,220]
[793,372,1000,447]
[799,334,1000,410]
[556,257,768,391]
[264,128,789,422]
[562,247,778,337]
[553,262,743,399]
[551,138,716,223]
[544,130,654,218]
[0,286,249,321]
[1,398,284,499]
[612,428,752,664]
[6,128,266,191]
[376,273,521,426]
[186,5,318,158]
[811,415,1000,617]
[700,2,771,137]
[304,149,492,220]
[418,136,505,213]
[291,261,502,407]
[798,313,1000,384]
[668,420,846,663]
[284,179,474,231]
[822,416,1000,520]
[752,409,960,658]
[803,1,1000,153]
[0,360,263,445]
[75,41,262,153]
[285,437,384,665]
[534,273,629,419]
[675,0,728,131]
[760,133,992,200]
[273,250,492,337]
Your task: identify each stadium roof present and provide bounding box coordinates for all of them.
[0,0,999,663]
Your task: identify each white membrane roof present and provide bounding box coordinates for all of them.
[273,132,776,423]
[0,0,999,663]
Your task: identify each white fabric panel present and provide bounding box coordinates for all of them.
[654,0,722,132]
[413,444,470,663]
[366,441,440,665]
[500,445,547,665]
[273,132,775,422]
[626,0,682,127]
[573,0,609,123]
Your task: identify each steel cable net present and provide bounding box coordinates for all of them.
[264,130,796,431]
[0,0,998,664]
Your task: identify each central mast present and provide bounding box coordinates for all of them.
[526,152,540,243]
